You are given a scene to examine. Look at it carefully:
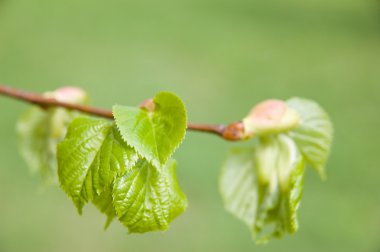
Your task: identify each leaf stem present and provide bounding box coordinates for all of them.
[0,85,246,141]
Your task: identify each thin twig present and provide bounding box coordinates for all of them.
[0,85,245,141]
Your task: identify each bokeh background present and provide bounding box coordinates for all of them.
[0,0,379,251]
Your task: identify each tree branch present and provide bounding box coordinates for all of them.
[0,85,246,141]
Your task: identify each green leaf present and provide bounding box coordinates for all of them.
[286,97,333,178]
[113,92,187,168]
[17,107,79,183]
[113,159,187,233]
[219,135,305,243]
[92,183,117,229]
[57,116,187,232]
[254,135,305,242]
[57,117,138,213]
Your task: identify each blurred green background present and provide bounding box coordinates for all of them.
[0,0,379,251]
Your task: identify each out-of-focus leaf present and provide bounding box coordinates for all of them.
[113,92,187,168]
[17,107,78,183]
[17,87,88,183]
[286,97,333,178]
[220,135,305,243]
[254,135,305,242]
[113,159,187,233]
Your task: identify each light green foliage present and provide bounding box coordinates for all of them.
[220,98,332,243]
[113,92,187,168]
[57,117,138,213]
[16,89,331,239]
[286,98,333,178]
[92,183,118,229]
[57,92,188,231]
[220,135,305,243]
[17,107,80,183]
[113,159,187,233]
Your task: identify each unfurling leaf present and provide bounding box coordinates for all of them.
[286,97,333,178]
[254,135,305,241]
[220,97,332,243]
[113,159,187,233]
[17,87,88,183]
[220,135,304,243]
[113,92,187,168]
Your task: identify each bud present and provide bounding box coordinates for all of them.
[45,87,88,138]
[222,122,245,141]
[243,99,300,136]
[139,98,155,112]
[44,86,88,104]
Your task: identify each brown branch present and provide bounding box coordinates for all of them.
[0,85,246,141]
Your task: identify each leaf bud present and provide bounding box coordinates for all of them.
[243,99,299,136]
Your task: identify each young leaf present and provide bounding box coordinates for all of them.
[92,183,117,229]
[286,97,333,178]
[254,135,305,242]
[219,135,305,243]
[113,159,187,233]
[17,87,88,183]
[219,147,258,229]
[113,92,187,168]
[57,117,138,213]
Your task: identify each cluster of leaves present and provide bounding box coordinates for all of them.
[19,90,188,232]
[219,98,333,243]
[17,87,333,242]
